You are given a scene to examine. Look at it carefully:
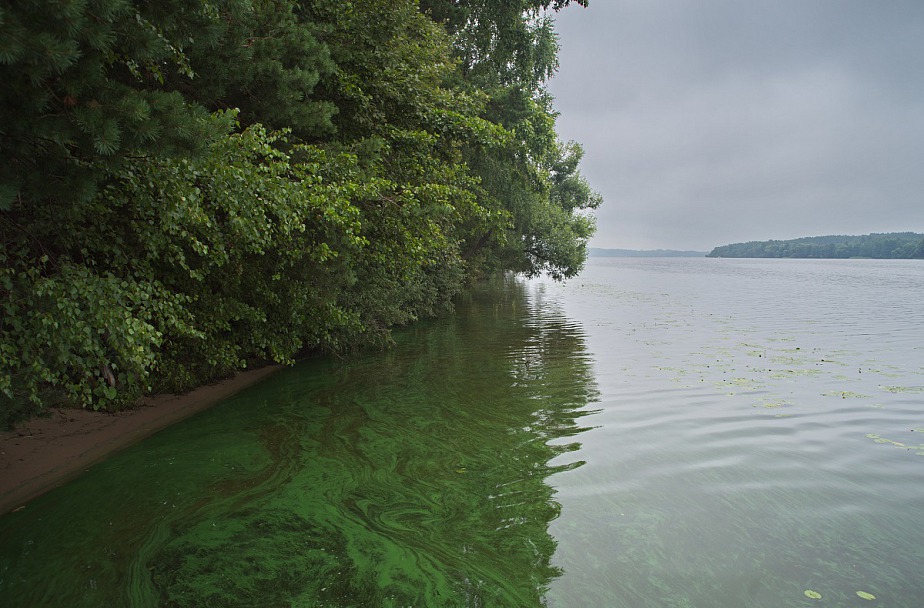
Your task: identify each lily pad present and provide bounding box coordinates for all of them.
[804,589,822,599]
[856,590,876,600]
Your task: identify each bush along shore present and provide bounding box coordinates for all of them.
[0,1,601,426]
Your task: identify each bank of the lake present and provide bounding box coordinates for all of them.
[0,365,283,515]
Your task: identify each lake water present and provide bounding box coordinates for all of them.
[1,258,923,607]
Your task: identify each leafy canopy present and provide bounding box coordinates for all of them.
[0,0,600,422]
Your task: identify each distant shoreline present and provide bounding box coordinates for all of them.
[589,248,707,258]
[707,232,924,259]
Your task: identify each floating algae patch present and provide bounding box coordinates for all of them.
[149,510,358,607]
[714,376,766,394]
[860,362,906,379]
[865,434,924,454]
[754,398,790,409]
[804,589,822,599]
[823,391,871,399]
[879,385,924,394]
[658,366,694,385]
[768,368,824,379]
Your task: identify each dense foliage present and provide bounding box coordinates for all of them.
[707,233,924,259]
[0,0,599,422]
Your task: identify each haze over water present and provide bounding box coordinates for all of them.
[1,258,923,606]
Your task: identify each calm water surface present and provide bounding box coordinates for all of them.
[1,258,923,607]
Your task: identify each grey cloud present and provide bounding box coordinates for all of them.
[549,1,924,250]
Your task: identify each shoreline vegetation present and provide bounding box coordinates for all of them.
[1,1,601,429]
[707,232,924,259]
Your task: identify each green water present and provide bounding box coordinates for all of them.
[3,259,924,607]
[0,275,597,607]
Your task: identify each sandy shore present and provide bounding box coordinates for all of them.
[0,365,283,515]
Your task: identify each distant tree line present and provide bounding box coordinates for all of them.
[707,233,924,259]
[0,0,600,423]
[589,248,706,258]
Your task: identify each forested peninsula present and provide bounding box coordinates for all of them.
[707,233,924,259]
[0,0,601,424]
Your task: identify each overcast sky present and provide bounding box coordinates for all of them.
[548,1,924,251]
